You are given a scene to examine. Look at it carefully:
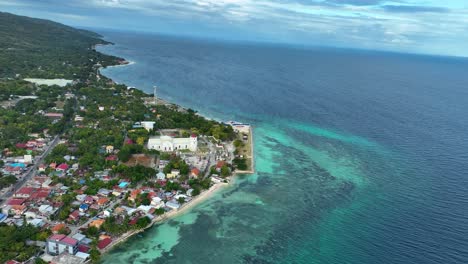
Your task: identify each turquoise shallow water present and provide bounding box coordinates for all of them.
[97,31,468,264]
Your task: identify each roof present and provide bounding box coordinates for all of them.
[216,161,226,169]
[57,163,69,170]
[97,238,112,249]
[61,236,78,246]
[47,234,78,246]
[191,168,200,175]
[69,210,80,219]
[97,197,109,205]
[72,233,86,242]
[52,223,67,232]
[30,189,50,199]
[77,244,90,253]
[105,155,118,161]
[7,198,26,205]
[89,219,105,228]
[130,189,141,197]
[16,187,35,195]
[49,234,66,241]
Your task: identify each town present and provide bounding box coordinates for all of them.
[0,64,253,264]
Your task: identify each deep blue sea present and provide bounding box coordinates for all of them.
[96,30,468,264]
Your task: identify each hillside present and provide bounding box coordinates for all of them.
[0,12,119,79]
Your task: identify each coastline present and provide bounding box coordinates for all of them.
[100,181,229,254]
[96,42,254,256]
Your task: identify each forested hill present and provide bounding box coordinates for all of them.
[0,11,120,79]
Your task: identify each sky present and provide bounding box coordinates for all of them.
[1,0,467,57]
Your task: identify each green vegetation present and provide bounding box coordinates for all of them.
[233,157,248,170]
[0,11,120,79]
[0,224,42,263]
[0,174,17,189]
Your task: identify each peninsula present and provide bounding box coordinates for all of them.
[0,12,254,264]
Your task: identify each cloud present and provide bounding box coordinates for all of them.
[325,0,384,6]
[382,5,450,13]
[1,0,467,56]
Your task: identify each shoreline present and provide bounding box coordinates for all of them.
[95,42,254,256]
[100,181,229,254]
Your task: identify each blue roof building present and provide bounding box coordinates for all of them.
[79,204,89,212]
[0,213,7,223]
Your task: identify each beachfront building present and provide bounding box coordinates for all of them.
[147,135,197,152]
[46,234,78,256]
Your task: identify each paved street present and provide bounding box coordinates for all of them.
[0,135,60,207]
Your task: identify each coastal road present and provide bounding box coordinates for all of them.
[0,135,60,207]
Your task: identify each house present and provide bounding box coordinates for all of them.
[72,233,87,244]
[28,218,45,228]
[191,168,200,178]
[216,161,226,171]
[89,219,105,229]
[151,197,164,208]
[187,189,194,197]
[140,121,156,131]
[106,155,118,161]
[147,134,197,152]
[166,172,177,179]
[105,145,114,154]
[165,200,181,210]
[97,238,112,250]
[84,196,95,204]
[156,172,166,180]
[137,205,153,214]
[79,204,89,212]
[44,112,64,119]
[14,187,35,198]
[211,176,223,183]
[69,210,80,221]
[4,166,22,175]
[52,223,68,234]
[7,198,25,206]
[56,163,69,172]
[0,213,7,223]
[46,234,78,256]
[49,162,57,169]
[97,197,109,207]
[38,204,56,216]
[30,189,50,200]
[97,188,111,196]
[129,189,141,202]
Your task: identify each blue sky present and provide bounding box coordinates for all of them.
[1,0,467,57]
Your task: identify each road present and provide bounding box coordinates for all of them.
[0,135,60,206]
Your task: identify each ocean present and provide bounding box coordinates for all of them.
[96,30,468,264]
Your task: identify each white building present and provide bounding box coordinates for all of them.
[46,234,78,256]
[147,135,197,152]
[141,121,156,131]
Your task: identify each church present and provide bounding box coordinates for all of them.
[147,134,197,152]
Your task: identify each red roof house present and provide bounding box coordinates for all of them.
[69,210,80,221]
[14,187,36,198]
[97,238,112,250]
[191,168,200,178]
[56,163,69,172]
[7,198,26,205]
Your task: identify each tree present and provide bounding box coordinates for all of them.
[177,197,186,204]
[221,165,230,177]
[155,208,165,215]
[89,247,101,263]
[86,226,99,238]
